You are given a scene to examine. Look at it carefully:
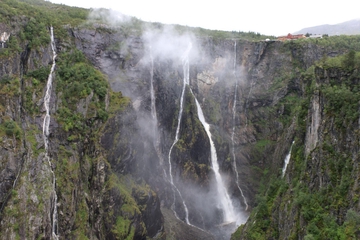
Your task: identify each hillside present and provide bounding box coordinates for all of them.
[294,19,360,36]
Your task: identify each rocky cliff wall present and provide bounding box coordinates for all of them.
[234,52,360,239]
[71,24,349,239]
[1,12,360,239]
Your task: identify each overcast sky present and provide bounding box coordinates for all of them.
[48,0,359,36]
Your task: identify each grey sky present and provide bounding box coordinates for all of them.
[49,0,359,36]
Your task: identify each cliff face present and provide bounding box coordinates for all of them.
[234,52,360,239]
[1,4,360,239]
[0,22,165,239]
[71,24,358,239]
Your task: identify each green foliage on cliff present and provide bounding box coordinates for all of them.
[105,174,153,239]
[322,84,360,127]
[55,49,109,134]
[0,0,88,55]
[0,76,20,97]
[0,0,88,26]
[0,120,22,140]
[237,50,360,240]
[284,35,360,53]
[112,216,135,240]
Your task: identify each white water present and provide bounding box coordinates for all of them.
[231,41,249,211]
[42,26,59,240]
[191,91,236,223]
[282,141,294,177]
[149,46,168,180]
[167,43,192,224]
[149,46,157,122]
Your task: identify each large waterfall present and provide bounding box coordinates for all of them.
[231,41,249,211]
[191,90,236,223]
[42,26,59,240]
[167,43,193,224]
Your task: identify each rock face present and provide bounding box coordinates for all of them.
[1,8,360,240]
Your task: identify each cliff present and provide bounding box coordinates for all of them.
[1,1,360,240]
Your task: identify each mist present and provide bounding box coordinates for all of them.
[84,9,249,238]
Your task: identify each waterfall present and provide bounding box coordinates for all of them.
[282,141,294,177]
[42,26,59,240]
[231,41,249,211]
[191,89,236,223]
[149,46,165,168]
[167,43,192,224]
[149,46,157,122]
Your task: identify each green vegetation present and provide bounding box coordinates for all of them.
[3,120,21,139]
[284,35,360,53]
[106,174,151,239]
[0,76,22,140]
[3,1,360,239]
[0,76,20,97]
[237,50,360,239]
[316,51,360,128]
[55,49,109,134]
[0,0,88,27]
[0,0,89,57]
[322,84,360,127]
[177,25,275,41]
[289,142,356,240]
[112,216,135,240]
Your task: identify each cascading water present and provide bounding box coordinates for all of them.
[191,89,236,223]
[149,46,157,123]
[231,41,249,211]
[42,26,59,240]
[282,141,294,177]
[167,43,193,224]
[149,46,165,168]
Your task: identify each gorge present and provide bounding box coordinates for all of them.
[1,1,360,239]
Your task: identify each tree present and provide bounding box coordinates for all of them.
[342,50,355,70]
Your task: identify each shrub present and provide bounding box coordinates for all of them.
[4,120,21,139]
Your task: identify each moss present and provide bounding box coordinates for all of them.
[104,174,153,239]
[25,124,43,156]
[71,199,90,239]
[112,216,135,240]
[254,139,271,152]
[108,91,130,116]
[0,76,20,97]
[106,174,141,215]
[231,224,244,240]
[0,119,22,140]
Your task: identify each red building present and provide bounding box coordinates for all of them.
[277,33,306,41]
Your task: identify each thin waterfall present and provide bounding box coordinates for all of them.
[231,41,249,211]
[149,46,165,168]
[167,43,192,224]
[191,89,236,223]
[42,26,59,240]
[282,141,294,177]
[149,46,157,122]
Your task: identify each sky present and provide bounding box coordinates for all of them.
[48,0,359,36]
